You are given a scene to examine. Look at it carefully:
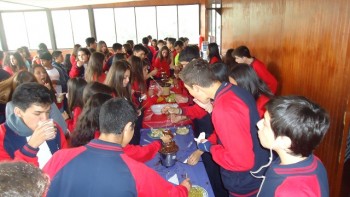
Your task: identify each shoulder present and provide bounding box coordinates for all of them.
[275,175,322,196]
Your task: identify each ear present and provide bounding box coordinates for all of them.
[14,107,23,118]
[121,122,134,147]
[275,136,292,149]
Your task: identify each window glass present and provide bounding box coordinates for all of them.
[0,34,2,50]
[94,8,116,46]
[1,12,29,50]
[156,6,178,40]
[135,7,157,44]
[52,10,74,49]
[70,9,90,47]
[114,7,137,44]
[24,11,51,49]
[178,5,199,44]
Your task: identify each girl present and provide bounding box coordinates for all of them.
[3,52,26,75]
[104,60,131,100]
[84,52,106,83]
[82,82,116,104]
[63,78,87,132]
[97,41,112,64]
[31,64,57,104]
[69,47,90,78]
[229,63,274,117]
[151,46,171,79]
[207,42,222,64]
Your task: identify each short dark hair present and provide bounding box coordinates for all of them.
[142,37,149,45]
[232,45,252,58]
[180,59,217,88]
[174,40,184,48]
[78,48,91,57]
[52,50,62,59]
[266,96,330,157]
[12,82,52,111]
[167,37,176,45]
[133,44,148,54]
[0,161,49,197]
[38,43,49,52]
[126,40,134,48]
[178,45,200,62]
[210,63,229,83]
[85,37,96,47]
[112,43,123,52]
[157,40,165,45]
[99,98,137,134]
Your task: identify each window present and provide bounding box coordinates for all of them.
[156,6,178,40]
[114,7,137,44]
[0,36,2,50]
[2,12,29,50]
[24,11,51,49]
[70,9,90,47]
[209,4,221,46]
[94,8,116,46]
[178,5,199,44]
[52,10,74,49]
[135,7,157,44]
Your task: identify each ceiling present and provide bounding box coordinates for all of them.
[0,0,142,11]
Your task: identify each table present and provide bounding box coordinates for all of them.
[140,125,214,197]
[142,108,192,128]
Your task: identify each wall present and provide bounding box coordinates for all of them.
[221,0,350,196]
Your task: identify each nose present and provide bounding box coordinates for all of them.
[40,113,50,121]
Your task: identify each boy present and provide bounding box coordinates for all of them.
[180,59,269,196]
[0,82,67,168]
[233,45,278,94]
[44,98,191,197]
[256,96,329,196]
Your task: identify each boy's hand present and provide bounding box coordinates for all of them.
[180,178,191,192]
[197,140,212,152]
[187,149,204,165]
[27,119,56,148]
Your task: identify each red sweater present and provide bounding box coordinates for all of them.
[251,58,278,94]
[151,58,171,78]
[66,107,82,133]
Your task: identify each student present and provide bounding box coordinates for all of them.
[85,37,97,53]
[123,43,133,58]
[52,50,69,93]
[103,43,124,71]
[70,44,81,69]
[82,82,116,104]
[233,45,278,94]
[43,98,191,197]
[69,48,91,78]
[180,59,269,196]
[40,52,63,95]
[207,42,222,64]
[0,82,67,168]
[3,52,26,75]
[229,63,274,117]
[96,40,112,64]
[85,52,106,83]
[104,60,132,100]
[174,40,184,68]
[223,48,237,69]
[132,44,148,61]
[151,46,171,79]
[142,37,155,64]
[0,161,50,197]
[256,96,330,196]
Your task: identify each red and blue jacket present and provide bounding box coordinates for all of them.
[44,139,188,197]
[210,82,269,196]
[259,154,329,196]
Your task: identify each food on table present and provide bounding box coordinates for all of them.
[159,129,179,154]
[176,127,189,135]
[149,128,165,138]
[165,94,176,103]
[157,96,165,103]
[189,185,208,197]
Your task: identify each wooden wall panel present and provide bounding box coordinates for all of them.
[222,0,350,196]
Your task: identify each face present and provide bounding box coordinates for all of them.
[257,111,276,149]
[151,41,157,47]
[55,54,64,63]
[229,76,237,85]
[175,46,182,54]
[180,61,189,68]
[122,69,130,87]
[134,51,145,60]
[184,84,210,104]
[91,42,97,49]
[157,43,164,49]
[10,55,18,66]
[142,66,148,79]
[78,51,90,63]
[40,59,51,68]
[15,104,51,132]
[161,49,168,57]
[234,56,245,64]
[166,41,173,49]
[101,44,107,52]
[33,67,47,84]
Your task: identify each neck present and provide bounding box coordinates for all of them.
[276,149,307,165]
[246,57,254,64]
[207,81,222,99]
[98,133,123,145]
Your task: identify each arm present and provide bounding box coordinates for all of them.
[122,154,189,197]
[182,104,208,120]
[210,97,255,171]
[65,107,82,132]
[252,59,278,94]
[123,141,161,163]
[69,62,83,78]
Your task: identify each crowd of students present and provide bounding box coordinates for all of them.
[0,36,330,197]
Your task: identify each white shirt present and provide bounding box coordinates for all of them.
[26,137,52,169]
[46,67,62,93]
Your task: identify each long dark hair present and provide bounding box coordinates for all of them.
[128,56,146,93]
[71,93,113,147]
[229,63,273,100]
[85,52,104,82]
[82,82,116,104]
[67,78,87,116]
[104,60,131,100]
[208,43,222,63]
[11,52,26,72]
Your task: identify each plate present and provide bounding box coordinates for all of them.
[151,104,179,115]
[176,126,189,135]
[147,128,165,139]
[189,185,208,197]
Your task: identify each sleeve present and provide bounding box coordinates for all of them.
[0,124,39,166]
[122,154,188,197]
[152,58,162,78]
[182,104,207,119]
[70,55,76,66]
[210,97,255,171]
[275,176,322,197]
[207,130,218,145]
[123,141,161,163]
[55,123,68,149]
[252,60,278,94]
[69,63,83,78]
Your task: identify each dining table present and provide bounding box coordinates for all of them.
[140,125,214,197]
